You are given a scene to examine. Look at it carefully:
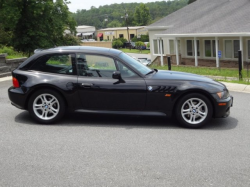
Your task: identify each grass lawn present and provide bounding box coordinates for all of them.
[151,65,250,85]
[119,48,150,54]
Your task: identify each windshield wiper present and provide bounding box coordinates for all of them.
[145,70,155,76]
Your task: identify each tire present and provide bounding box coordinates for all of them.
[175,93,213,128]
[28,89,66,124]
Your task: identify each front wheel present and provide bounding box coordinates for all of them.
[28,89,66,124]
[175,93,213,128]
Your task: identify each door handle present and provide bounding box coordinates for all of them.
[81,83,93,88]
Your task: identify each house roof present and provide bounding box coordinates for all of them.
[149,0,250,36]
[98,26,145,31]
[76,25,96,33]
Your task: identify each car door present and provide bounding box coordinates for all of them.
[76,53,147,111]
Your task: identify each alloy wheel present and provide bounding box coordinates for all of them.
[181,98,208,125]
[33,94,60,120]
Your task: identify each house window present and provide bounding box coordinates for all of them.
[248,40,250,59]
[169,40,175,54]
[153,39,164,55]
[205,40,218,57]
[225,40,240,58]
[119,34,124,38]
[107,36,109,40]
[169,40,181,54]
[186,40,200,56]
[234,40,240,58]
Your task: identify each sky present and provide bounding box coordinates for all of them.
[67,0,164,13]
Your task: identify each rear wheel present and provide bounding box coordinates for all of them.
[28,89,65,124]
[175,93,213,128]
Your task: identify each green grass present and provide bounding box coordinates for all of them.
[119,48,150,54]
[6,55,26,59]
[151,65,250,84]
[217,79,250,85]
[151,65,248,77]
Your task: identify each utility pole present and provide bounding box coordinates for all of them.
[121,5,131,50]
[124,12,131,50]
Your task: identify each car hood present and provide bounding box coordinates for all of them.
[149,70,225,87]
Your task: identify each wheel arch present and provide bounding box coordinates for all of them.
[24,84,68,110]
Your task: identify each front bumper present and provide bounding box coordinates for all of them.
[213,95,233,118]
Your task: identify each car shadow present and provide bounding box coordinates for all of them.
[15,111,238,130]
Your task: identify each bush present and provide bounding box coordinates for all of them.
[119,38,128,44]
[131,35,149,42]
[0,46,26,58]
[135,41,145,52]
[112,39,123,48]
[0,46,17,55]
[60,34,81,46]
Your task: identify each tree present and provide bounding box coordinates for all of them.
[71,1,188,29]
[131,35,149,42]
[112,39,123,48]
[134,3,151,26]
[0,0,77,55]
[188,0,196,4]
[135,41,145,53]
[107,20,122,28]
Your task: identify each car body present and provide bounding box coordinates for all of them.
[8,46,233,128]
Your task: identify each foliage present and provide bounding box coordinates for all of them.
[0,24,12,46]
[112,39,123,48]
[135,41,145,51]
[59,34,81,46]
[188,0,196,4]
[147,42,150,48]
[72,0,188,29]
[134,3,151,26]
[119,38,128,44]
[107,20,122,28]
[0,0,77,55]
[0,46,26,58]
[131,35,149,42]
[119,48,150,54]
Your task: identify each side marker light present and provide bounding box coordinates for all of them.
[218,103,227,106]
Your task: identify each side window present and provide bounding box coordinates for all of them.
[77,54,117,78]
[29,54,75,75]
[116,60,139,78]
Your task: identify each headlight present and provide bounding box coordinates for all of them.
[217,90,229,99]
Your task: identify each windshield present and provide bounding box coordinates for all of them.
[118,52,152,75]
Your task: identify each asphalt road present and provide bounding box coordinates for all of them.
[1,80,250,187]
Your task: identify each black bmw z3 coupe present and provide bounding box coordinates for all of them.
[8,46,233,128]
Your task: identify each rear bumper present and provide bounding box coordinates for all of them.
[213,95,233,118]
[8,87,27,110]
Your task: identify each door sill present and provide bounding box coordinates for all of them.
[75,109,167,116]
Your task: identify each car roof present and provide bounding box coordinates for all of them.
[40,46,122,56]
[18,46,124,69]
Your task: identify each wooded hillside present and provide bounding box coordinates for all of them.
[72,0,188,29]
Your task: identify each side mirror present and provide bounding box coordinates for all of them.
[112,71,121,80]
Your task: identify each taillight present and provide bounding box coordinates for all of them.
[12,77,20,88]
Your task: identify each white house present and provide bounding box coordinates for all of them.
[147,0,250,68]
